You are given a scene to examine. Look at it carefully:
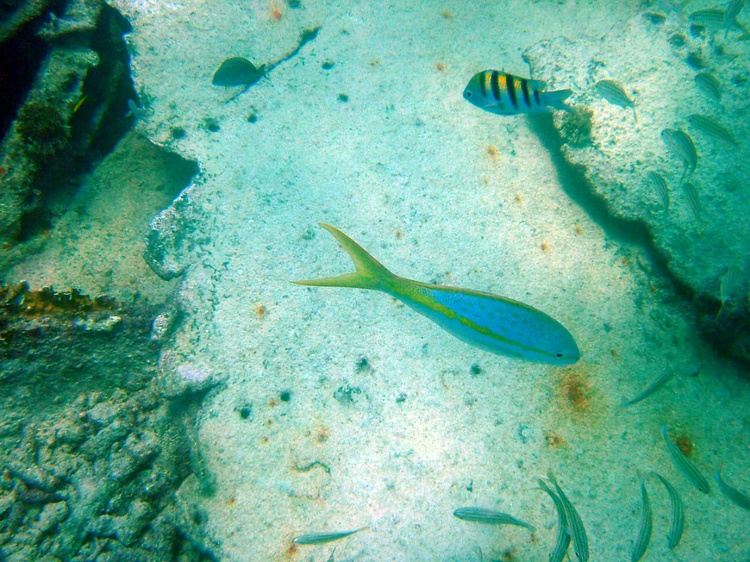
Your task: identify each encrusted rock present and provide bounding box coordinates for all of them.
[524,13,750,367]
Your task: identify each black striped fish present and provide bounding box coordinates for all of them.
[463,70,573,115]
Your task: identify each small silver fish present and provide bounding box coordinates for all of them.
[647,171,670,211]
[725,0,746,36]
[688,114,739,146]
[538,479,571,562]
[453,507,535,530]
[661,128,698,183]
[651,472,684,549]
[631,478,652,562]
[463,70,573,115]
[689,7,750,35]
[125,99,146,120]
[715,470,750,510]
[595,80,637,120]
[682,182,704,223]
[661,426,710,494]
[717,265,743,317]
[294,527,367,545]
[622,371,676,407]
[694,72,722,101]
[547,471,589,562]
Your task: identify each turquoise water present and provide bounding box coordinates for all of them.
[1,0,749,560]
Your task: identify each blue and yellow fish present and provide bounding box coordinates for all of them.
[294,224,580,366]
[463,70,573,115]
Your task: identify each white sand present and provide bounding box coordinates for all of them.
[48,0,750,559]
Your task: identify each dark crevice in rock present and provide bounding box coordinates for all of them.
[0,0,140,245]
[528,114,750,375]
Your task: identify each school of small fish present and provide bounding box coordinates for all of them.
[290,2,750,559]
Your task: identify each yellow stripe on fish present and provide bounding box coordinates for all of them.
[294,224,580,366]
[463,70,573,115]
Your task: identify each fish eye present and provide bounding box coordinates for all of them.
[556,353,563,358]
[465,91,471,97]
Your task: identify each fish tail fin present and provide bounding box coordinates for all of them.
[545,89,574,111]
[292,224,395,291]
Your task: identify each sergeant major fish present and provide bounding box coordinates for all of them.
[294,224,580,365]
[463,70,573,115]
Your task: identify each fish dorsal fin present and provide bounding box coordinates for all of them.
[528,78,547,90]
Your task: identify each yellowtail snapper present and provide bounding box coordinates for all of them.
[661,129,698,183]
[463,70,573,115]
[294,527,367,545]
[651,472,684,549]
[595,80,637,121]
[661,426,710,494]
[294,224,580,365]
[715,469,750,510]
[631,478,652,562]
[453,507,535,531]
[687,114,739,146]
[538,478,571,562]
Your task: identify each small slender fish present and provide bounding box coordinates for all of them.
[717,264,743,317]
[661,129,698,183]
[687,114,739,146]
[715,470,750,510]
[725,0,746,37]
[689,7,750,35]
[622,371,676,407]
[538,478,571,562]
[294,527,367,545]
[453,507,535,531]
[548,471,589,562]
[694,72,722,101]
[661,426,710,494]
[647,171,670,211]
[595,80,637,120]
[294,224,581,365]
[125,99,146,120]
[682,182,704,223]
[463,70,573,115]
[631,478,653,562]
[651,472,684,549]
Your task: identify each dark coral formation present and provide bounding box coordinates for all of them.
[15,100,71,157]
[0,0,137,248]
[559,105,594,148]
[0,284,219,560]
